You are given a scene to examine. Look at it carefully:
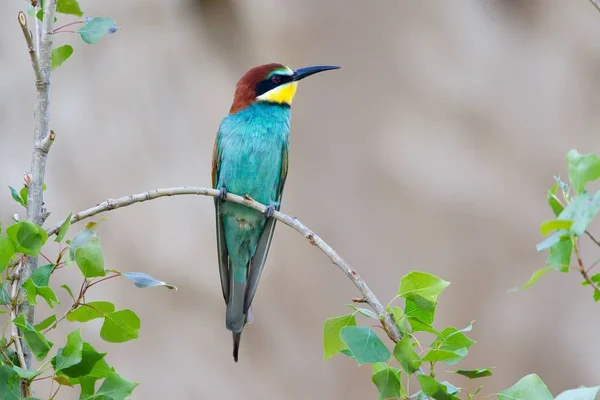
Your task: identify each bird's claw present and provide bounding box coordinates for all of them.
[218,187,228,202]
[264,205,276,218]
[263,201,280,218]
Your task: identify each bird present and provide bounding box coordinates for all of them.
[212,63,340,362]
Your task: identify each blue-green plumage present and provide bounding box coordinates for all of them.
[213,101,290,360]
[212,63,339,362]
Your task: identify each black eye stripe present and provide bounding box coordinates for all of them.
[255,74,293,97]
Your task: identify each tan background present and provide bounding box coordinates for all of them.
[2,0,600,398]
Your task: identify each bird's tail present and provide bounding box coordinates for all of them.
[227,280,247,362]
[232,331,241,362]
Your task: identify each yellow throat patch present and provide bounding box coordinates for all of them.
[257,82,298,106]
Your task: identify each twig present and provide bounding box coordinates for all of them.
[573,239,600,293]
[585,230,600,248]
[17,12,42,84]
[590,0,600,13]
[45,186,401,342]
[20,0,58,371]
[10,262,30,397]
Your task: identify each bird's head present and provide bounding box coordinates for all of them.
[229,63,340,114]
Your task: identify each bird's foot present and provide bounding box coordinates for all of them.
[263,201,280,218]
[218,187,228,202]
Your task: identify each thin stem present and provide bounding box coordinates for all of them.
[53,20,83,33]
[590,0,600,13]
[86,273,120,289]
[585,230,600,248]
[45,186,401,342]
[573,238,600,292]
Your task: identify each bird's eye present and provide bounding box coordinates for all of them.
[271,75,281,84]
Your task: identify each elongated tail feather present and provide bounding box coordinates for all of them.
[215,200,230,303]
[244,217,277,314]
[232,331,242,362]
[226,281,247,333]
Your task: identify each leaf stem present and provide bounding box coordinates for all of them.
[573,238,600,293]
[86,273,121,289]
[53,20,83,33]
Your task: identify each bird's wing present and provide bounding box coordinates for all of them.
[213,132,230,303]
[244,142,289,314]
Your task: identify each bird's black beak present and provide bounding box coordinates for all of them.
[292,65,340,81]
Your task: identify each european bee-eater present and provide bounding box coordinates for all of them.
[212,63,339,362]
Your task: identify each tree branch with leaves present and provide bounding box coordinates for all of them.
[3,1,600,400]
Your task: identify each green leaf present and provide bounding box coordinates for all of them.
[51,45,73,71]
[55,213,72,243]
[567,150,600,194]
[0,365,20,399]
[0,235,16,271]
[20,186,28,204]
[11,365,40,379]
[8,186,25,206]
[558,191,600,236]
[454,368,493,379]
[100,309,141,343]
[434,324,476,352]
[536,230,569,252]
[497,374,553,400]
[539,219,573,236]
[323,314,356,360]
[53,375,73,387]
[422,348,468,365]
[74,231,105,278]
[56,0,83,16]
[59,342,107,378]
[555,386,600,400]
[61,284,75,300]
[0,283,11,305]
[77,17,117,44]
[347,304,378,319]
[340,326,390,365]
[70,228,94,258]
[515,267,551,290]
[393,335,421,374]
[53,328,83,372]
[21,266,60,308]
[371,363,405,400]
[121,272,177,290]
[546,238,572,271]
[34,314,57,331]
[404,295,438,330]
[12,313,53,360]
[33,264,55,286]
[67,302,115,322]
[548,183,564,216]
[389,306,411,335]
[85,372,139,400]
[416,374,460,400]
[6,221,48,256]
[398,271,450,302]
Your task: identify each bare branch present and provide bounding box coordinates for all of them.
[17,12,42,84]
[46,186,402,342]
[20,0,58,371]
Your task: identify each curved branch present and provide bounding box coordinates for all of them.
[46,186,401,342]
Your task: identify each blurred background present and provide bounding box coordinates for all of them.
[2,0,600,398]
